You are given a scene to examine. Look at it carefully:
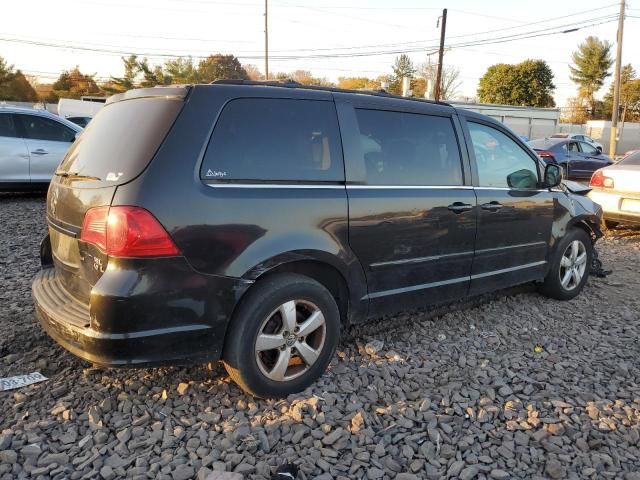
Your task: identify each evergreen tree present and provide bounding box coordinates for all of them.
[569,36,613,116]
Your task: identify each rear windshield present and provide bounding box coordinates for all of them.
[57,97,183,183]
[528,139,559,150]
[619,151,640,166]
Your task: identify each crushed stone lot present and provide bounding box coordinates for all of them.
[1,192,640,480]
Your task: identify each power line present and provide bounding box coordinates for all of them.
[1,3,618,59]
[0,13,619,62]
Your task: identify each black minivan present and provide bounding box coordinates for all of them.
[33,81,603,397]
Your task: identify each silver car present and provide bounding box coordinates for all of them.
[588,150,640,228]
[0,105,82,190]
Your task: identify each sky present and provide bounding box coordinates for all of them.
[1,0,638,107]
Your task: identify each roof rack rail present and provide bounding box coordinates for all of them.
[208,79,450,106]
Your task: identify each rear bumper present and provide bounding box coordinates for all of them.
[588,190,640,225]
[32,263,251,367]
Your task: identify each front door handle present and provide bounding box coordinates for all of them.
[447,202,473,214]
[481,201,503,212]
[31,149,48,155]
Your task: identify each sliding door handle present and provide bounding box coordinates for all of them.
[31,149,48,155]
[481,201,503,212]
[447,202,473,214]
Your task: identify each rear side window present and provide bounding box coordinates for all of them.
[17,114,76,142]
[57,98,183,183]
[202,98,343,182]
[354,108,463,186]
[0,114,17,138]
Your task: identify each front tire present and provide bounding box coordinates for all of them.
[539,228,592,300]
[222,273,340,398]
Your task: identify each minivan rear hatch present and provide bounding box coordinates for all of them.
[46,86,188,303]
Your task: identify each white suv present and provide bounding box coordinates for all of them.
[0,105,82,190]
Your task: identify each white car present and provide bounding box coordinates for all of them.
[550,133,603,151]
[0,105,82,190]
[588,150,640,228]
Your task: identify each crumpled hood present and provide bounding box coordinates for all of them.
[563,180,592,195]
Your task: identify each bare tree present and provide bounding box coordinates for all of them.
[417,57,462,100]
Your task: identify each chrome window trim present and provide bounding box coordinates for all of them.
[204,183,345,189]
[474,186,549,192]
[204,183,549,192]
[347,185,473,190]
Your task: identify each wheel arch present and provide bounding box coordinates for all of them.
[230,251,368,330]
[569,214,604,243]
[251,260,352,325]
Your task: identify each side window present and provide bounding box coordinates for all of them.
[468,121,539,189]
[17,115,76,142]
[202,98,343,182]
[579,142,599,155]
[0,114,18,138]
[354,108,463,186]
[574,135,584,141]
[568,142,580,152]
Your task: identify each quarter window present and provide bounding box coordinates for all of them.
[16,115,75,142]
[202,98,343,182]
[0,114,18,138]
[468,121,539,189]
[354,108,463,186]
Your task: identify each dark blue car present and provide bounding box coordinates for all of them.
[528,137,613,181]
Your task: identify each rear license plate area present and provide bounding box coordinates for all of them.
[621,198,640,213]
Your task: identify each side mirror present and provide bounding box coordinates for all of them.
[596,146,603,154]
[544,163,563,188]
[507,169,538,189]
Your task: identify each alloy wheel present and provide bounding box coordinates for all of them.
[254,300,326,382]
[559,239,587,291]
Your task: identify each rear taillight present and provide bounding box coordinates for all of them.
[536,150,556,162]
[81,206,179,257]
[589,170,614,189]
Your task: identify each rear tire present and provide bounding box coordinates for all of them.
[605,220,619,230]
[222,273,340,398]
[539,228,592,300]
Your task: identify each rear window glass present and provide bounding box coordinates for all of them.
[0,113,17,138]
[202,98,343,182]
[57,97,183,183]
[528,139,558,150]
[620,151,640,166]
[354,108,462,186]
[17,114,76,142]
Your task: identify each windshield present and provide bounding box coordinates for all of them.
[57,97,184,183]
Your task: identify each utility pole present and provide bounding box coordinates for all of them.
[434,8,447,102]
[609,0,625,157]
[264,0,269,80]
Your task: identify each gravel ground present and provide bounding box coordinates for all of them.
[1,193,640,480]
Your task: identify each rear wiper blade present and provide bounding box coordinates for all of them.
[55,170,101,181]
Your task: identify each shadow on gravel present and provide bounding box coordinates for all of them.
[0,191,47,200]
